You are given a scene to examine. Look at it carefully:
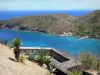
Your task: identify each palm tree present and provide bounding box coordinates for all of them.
[13,38,22,62]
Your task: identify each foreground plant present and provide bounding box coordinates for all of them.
[20,53,26,63]
[94,55,100,71]
[80,52,96,69]
[4,40,8,45]
[72,70,82,75]
[80,52,100,72]
[29,50,51,66]
[7,44,12,48]
[13,38,22,62]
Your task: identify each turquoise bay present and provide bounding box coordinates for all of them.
[0,29,100,55]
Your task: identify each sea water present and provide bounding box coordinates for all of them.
[0,29,100,55]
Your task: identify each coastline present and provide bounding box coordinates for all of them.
[0,29,100,40]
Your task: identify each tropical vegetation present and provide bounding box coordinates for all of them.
[28,50,51,66]
[13,38,22,62]
[20,53,26,63]
[80,52,100,71]
[72,70,82,75]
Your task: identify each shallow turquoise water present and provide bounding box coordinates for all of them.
[0,29,100,55]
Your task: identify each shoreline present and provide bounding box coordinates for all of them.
[0,29,99,40]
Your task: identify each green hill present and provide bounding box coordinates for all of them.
[0,14,77,34]
[73,10,100,38]
[0,10,100,38]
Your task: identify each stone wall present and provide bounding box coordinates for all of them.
[51,50,70,62]
[20,47,70,63]
[20,47,51,55]
[19,47,81,75]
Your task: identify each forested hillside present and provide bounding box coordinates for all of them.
[0,10,100,38]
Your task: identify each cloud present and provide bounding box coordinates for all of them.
[0,0,100,10]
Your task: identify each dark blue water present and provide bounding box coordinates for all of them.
[0,29,100,55]
[0,10,94,20]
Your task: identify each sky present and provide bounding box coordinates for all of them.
[0,0,100,10]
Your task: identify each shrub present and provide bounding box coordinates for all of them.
[94,55,100,71]
[28,50,51,66]
[80,52,96,69]
[4,40,8,45]
[20,54,26,63]
[7,44,12,48]
[28,51,36,61]
[72,70,82,75]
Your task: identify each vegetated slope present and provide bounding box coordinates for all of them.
[0,10,100,38]
[0,44,47,75]
[73,10,100,38]
[0,14,77,34]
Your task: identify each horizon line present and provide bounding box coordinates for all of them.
[0,9,96,11]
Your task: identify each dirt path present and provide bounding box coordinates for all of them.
[0,44,48,75]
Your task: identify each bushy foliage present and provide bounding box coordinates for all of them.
[80,52,100,71]
[28,51,36,61]
[80,52,96,69]
[4,40,8,45]
[72,70,82,75]
[28,50,51,66]
[13,38,22,48]
[74,17,100,38]
[7,44,12,48]
[20,54,26,63]
[94,55,100,71]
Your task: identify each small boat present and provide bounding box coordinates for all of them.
[79,36,88,40]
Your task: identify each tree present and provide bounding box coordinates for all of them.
[95,54,100,71]
[80,52,96,69]
[13,38,22,62]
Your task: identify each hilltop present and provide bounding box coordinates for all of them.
[0,10,100,38]
[0,14,77,34]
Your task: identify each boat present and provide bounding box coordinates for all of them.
[79,36,88,40]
